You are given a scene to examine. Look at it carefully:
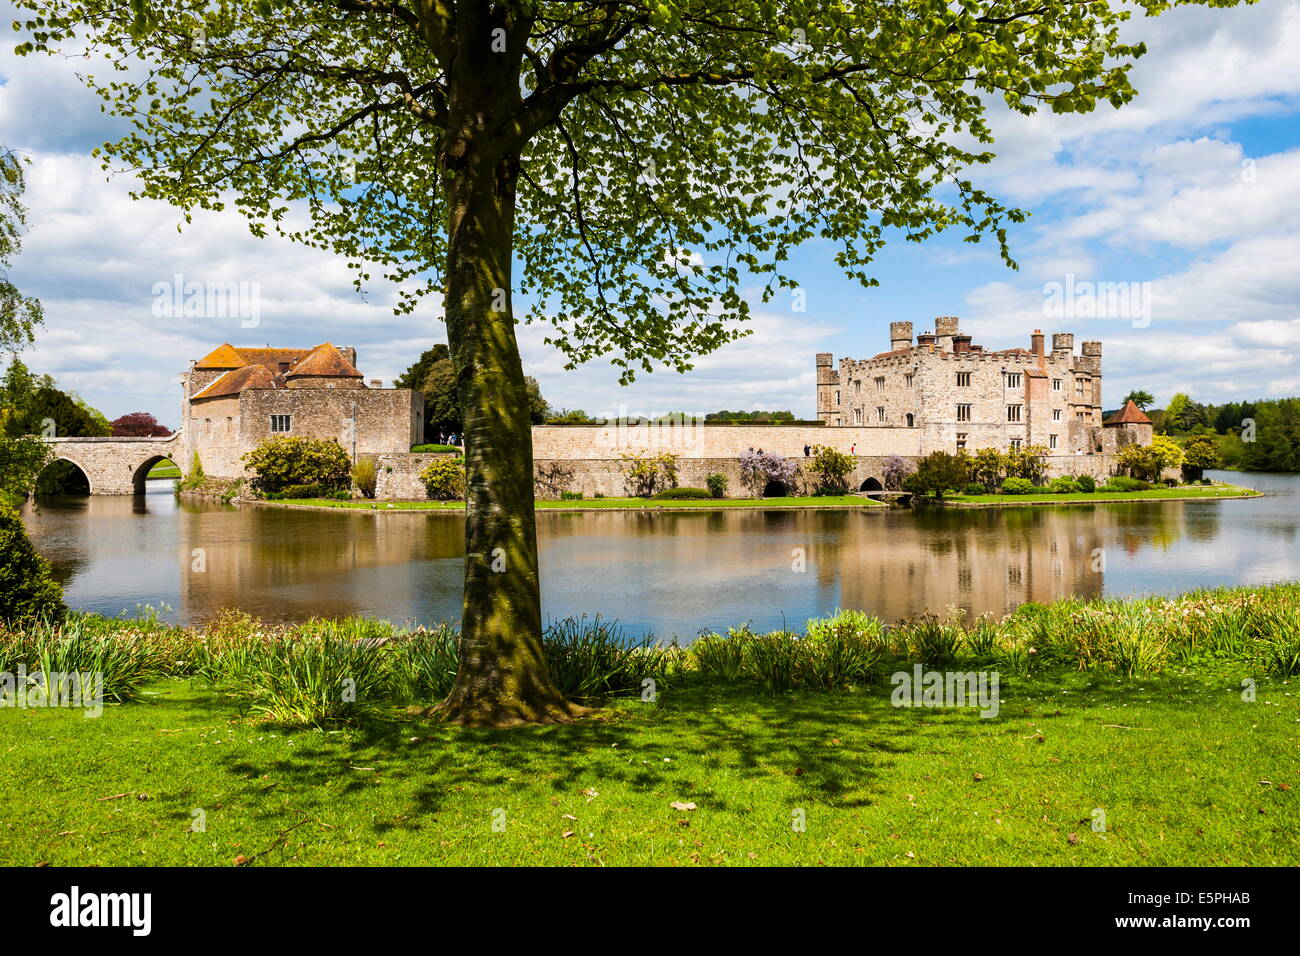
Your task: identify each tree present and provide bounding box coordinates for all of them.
[19,0,1243,724]
[395,343,451,392]
[1116,435,1184,482]
[415,346,546,438]
[1181,434,1221,482]
[0,145,51,501]
[111,411,173,437]
[904,451,968,500]
[881,454,914,492]
[806,444,853,495]
[1123,389,1154,410]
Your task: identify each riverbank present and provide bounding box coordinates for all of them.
[1,583,1297,865]
[933,481,1261,508]
[245,494,890,513]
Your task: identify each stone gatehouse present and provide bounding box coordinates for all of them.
[179,343,422,478]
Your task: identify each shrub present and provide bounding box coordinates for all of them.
[652,486,711,499]
[903,451,968,499]
[999,476,1035,495]
[620,451,679,497]
[410,443,461,453]
[1076,474,1096,493]
[351,457,377,499]
[963,482,987,496]
[1048,476,1082,494]
[1005,444,1049,484]
[706,472,728,499]
[242,436,351,495]
[738,450,799,497]
[691,628,752,681]
[1105,475,1152,492]
[420,455,466,500]
[560,490,584,500]
[0,507,67,625]
[268,483,330,500]
[806,445,855,495]
[177,451,207,492]
[881,455,915,491]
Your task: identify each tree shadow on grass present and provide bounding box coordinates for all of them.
[203,682,926,832]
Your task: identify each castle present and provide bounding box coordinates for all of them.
[46,326,1151,496]
[178,343,422,477]
[815,317,1151,457]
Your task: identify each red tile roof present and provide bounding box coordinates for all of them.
[1104,399,1153,426]
[285,343,362,379]
[192,363,276,400]
[191,343,360,400]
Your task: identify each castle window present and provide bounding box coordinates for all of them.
[1049,434,1059,450]
[905,413,915,428]
[1052,409,1062,421]
[1005,372,1023,388]
[874,376,885,389]
[956,432,967,451]
[270,414,292,433]
[1076,379,1086,398]
[1010,438,1023,451]
[876,406,885,422]
[956,372,971,387]
[1052,378,1062,391]
[1076,411,1086,421]
[1007,404,1022,422]
[853,407,863,425]
[956,403,971,422]
[905,373,915,387]
[835,390,840,405]
[855,380,862,394]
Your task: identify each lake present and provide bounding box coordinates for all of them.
[20,470,1297,640]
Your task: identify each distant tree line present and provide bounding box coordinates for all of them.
[1119,388,1299,473]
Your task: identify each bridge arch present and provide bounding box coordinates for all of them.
[36,456,93,495]
[40,434,184,495]
[131,454,181,494]
[859,476,883,492]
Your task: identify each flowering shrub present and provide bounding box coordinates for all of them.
[738,450,799,497]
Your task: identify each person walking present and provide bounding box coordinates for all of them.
[803,444,811,457]
[850,443,856,455]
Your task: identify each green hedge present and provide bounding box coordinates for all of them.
[652,486,712,500]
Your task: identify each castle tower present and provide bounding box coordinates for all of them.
[815,352,840,425]
[889,321,913,352]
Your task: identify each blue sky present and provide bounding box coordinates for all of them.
[3,1,1300,427]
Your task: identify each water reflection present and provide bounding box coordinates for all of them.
[21,471,1298,640]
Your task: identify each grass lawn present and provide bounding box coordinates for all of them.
[2,667,1295,866]
[146,462,181,479]
[942,483,1261,506]
[266,495,887,512]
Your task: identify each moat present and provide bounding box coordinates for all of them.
[20,470,1296,640]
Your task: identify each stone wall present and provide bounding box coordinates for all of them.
[371,443,1129,501]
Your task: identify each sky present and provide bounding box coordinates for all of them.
[2,1,1299,428]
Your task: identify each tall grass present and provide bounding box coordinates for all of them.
[1,583,1296,724]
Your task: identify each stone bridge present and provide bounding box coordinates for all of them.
[43,433,185,494]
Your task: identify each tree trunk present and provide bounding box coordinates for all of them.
[430,93,586,727]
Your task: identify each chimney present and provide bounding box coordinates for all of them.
[916,332,936,350]
[370,379,382,388]
[1031,329,1045,364]
[952,334,972,354]
[889,321,914,351]
[935,316,960,352]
